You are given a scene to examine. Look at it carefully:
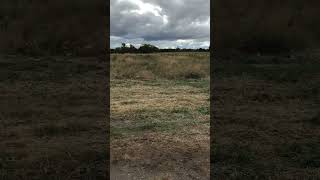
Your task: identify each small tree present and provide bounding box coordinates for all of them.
[138,44,159,53]
[114,43,137,53]
[129,44,137,53]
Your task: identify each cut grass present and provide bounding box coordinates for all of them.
[110,53,210,179]
[33,120,92,138]
[111,79,209,138]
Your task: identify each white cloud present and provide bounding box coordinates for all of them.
[118,0,162,16]
[111,0,210,49]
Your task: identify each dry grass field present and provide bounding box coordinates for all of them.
[0,55,107,179]
[212,50,320,179]
[1,50,318,179]
[111,51,319,179]
[110,53,210,179]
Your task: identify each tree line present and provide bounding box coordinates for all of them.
[110,43,210,53]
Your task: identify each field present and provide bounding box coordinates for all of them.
[1,51,318,179]
[111,51,320,179]
[110,53,210,179]
[0,55,107,179]
[212,50,320,179]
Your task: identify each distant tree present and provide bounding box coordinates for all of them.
[110,43,211,53]
[129,44,137,53]
[112,43,137,53]
[198,48,205,52]
[139,44,159,53]
[114,47,122,53]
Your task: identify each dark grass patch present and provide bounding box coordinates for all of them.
[111,117,200,138]
[15,148,107,180]
[132,108,194,119]
[176,79,210,90]
[212,143,272,178]
[184,72,203,79]
[171,107,190,114]
[214,63,320,83]
[213,144,257,165]
[0,57,104,83]
[120,101,138,105]
[110,122,179,137]
[197,106,209,115]
[277,141,320,169]
[307,113,320,125]
[33,120,92,138]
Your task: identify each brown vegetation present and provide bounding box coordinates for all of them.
[111,53,209,80]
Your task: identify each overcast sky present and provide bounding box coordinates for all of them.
[110,0,210,49]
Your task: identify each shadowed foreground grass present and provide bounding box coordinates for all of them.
[212,51,320,179]
[0,55,107,179]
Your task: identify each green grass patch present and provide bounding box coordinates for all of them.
[197,106,210,115]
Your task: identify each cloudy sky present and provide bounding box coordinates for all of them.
[110,0,210,49]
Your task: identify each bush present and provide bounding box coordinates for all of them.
[138,44,159,53]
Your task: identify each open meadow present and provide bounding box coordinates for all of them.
[110,53,210,179]
[1,50,318,179]
[111,51,320,179]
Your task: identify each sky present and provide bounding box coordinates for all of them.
[110,0,210,49]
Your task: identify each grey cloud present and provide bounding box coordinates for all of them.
[110,0,210,48]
